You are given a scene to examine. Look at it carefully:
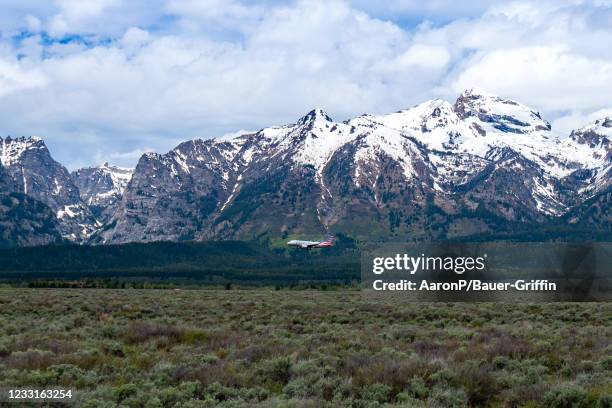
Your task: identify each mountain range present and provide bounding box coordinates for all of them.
[0,89,610,247]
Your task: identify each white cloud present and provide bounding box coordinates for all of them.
[165,0,265,31]
[0,58,47,97]
[120,27,151,51]
[0,0,611,169]
[48,0,121,36]
[450,46,612,112]
[102,147,156,162]
[394,44,451,69]
[25,15,42,31]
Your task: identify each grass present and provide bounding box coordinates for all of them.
[0,289,610,407]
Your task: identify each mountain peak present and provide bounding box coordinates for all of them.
[456,88,530,111]
[297,108,333,125]
[98,161,133,172]
[580,116,612,132]
[595,117,612,128]
[1,135,44,145]
[460,86,496,99]
[1,135,47,167]
[573,117,612,142]
[453,89,550,133]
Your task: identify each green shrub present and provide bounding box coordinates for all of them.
[361,383,392,403]
[597,394,612,408]
[113,383,138,401]
[598,355,612,371]
[543,385,589,408]
[260,357,292,385]
[48,363,84,384]
[405,376,428,399]
[428,385,468,407]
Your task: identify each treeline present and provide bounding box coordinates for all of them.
[20,279,358,290]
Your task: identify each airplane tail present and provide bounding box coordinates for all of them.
[322,234,335,246]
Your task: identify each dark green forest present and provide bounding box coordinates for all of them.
[0,235,360,285]
[1,229,609,287]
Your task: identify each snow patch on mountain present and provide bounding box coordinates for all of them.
[290,109,358,173]
[1,136,45,166]
[100,162,133,194]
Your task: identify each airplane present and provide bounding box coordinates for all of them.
[287,234,334,249]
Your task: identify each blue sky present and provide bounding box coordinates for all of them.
[1,0,612,169]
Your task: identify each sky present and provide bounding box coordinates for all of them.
[1,0,612,169]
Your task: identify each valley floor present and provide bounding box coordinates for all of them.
[0,289,610,407]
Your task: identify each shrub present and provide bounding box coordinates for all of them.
[203,382,239,401]
[101,341,124,357]
[181,329,209,344]
[341,353,425,390]
[260,356,292,385]
[196,353,220,365]
[597,394,612,408]
[501,383,548,407]
[396,392,422,405]
[283,378,309,399]
[122,322,184,344]
[48,363,84,383]
[428,385,468,408]
[361,383,392,403]
[7,349,55,370]
[543,385,589,408]
[598,355,612,371]
[233,344,275,362]
[191,361,245,389]
[405,376,428,399]
[113,383,138,402]
[457,366,500,406]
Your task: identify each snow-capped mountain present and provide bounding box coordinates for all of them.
[0,89,609,246]
[71,163,133,222]
[0,136,98,242]
[564,117,611,194]
[94,89,611,243]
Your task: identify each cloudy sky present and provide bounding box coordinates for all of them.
[1,0,612,169]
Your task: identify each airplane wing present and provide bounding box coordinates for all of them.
[306,241,323,248]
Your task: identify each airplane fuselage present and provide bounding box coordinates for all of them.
[287,239,333,249]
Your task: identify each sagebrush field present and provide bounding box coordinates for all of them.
[0,289,610,407]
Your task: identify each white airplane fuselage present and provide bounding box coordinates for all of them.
[287,238,333,249]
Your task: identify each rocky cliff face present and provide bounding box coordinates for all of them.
[0,191,63,248]
[94,89,611,243]
[0,162,62,247]
[0,136,98,241]
[71,163,133,223]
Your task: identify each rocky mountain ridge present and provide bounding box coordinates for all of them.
[95,89,611,243]
[0,89,610,246]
